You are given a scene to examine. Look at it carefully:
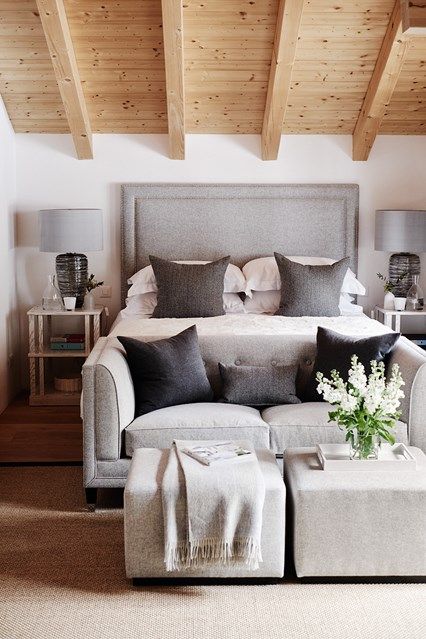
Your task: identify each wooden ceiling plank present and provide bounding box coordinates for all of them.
[261,0,305,160]
[401,0,426,35]
[35,0,92,159]
[161,0,185,160]
[352,1,408,161]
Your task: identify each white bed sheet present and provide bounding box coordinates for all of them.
[109,313,391,340]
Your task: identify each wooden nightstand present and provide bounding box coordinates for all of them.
[375,306,426,333]
[27,306,105,406]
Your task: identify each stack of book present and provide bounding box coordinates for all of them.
[50,334,85,351]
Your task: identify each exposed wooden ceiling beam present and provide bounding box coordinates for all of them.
[36,0,93,159]
[261,0,304,161]
[161,0,185,160]
[401,0,426,35]
[353,1,408,161]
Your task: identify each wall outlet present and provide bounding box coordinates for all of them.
[100,285,112,298]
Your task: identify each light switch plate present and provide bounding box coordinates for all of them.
[100,285,112,298]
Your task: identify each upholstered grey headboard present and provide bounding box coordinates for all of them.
[121,183,359,305]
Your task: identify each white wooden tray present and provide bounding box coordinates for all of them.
[316,443,417,472]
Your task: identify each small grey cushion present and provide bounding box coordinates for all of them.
[274,253,350,317]
[219,363,301,406]
[150,255,230,318]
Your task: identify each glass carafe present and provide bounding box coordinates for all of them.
[42,274,64,311]
[406,275,424,311]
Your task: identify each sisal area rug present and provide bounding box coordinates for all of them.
[0,466,425,639]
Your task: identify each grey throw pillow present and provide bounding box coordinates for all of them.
[150,255,230,318]
[219,363,301,406]
[274,253,350,317]
[118,325,214,417]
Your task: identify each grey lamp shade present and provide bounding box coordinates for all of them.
[39,209,103,253]
[375,210,426,253]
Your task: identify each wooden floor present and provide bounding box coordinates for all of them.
[0,394,82,463]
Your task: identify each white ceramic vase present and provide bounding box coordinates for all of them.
[383,291,395,310]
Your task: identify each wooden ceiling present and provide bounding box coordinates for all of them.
[0,0,425,160]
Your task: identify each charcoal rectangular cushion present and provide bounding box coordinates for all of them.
[219,363,301,406]
[304,326,400,401]
[150,255,230,318]
[118,325,214,417]
[274,253,350,317]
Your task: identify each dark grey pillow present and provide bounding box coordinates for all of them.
[150,255,230,318]
[219,363,301,406]
[274,253,350,317]
[117,325,214,417]
[304,326,400,402]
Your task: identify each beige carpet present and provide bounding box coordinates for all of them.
[0,466,425,639]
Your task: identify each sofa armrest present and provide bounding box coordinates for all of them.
[388,337,426,452]
[82,337,135,485]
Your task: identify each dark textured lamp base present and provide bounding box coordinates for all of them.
[389,252,420,297]
[56,253,88,308]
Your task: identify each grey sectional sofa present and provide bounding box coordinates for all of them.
[82,335,426,504]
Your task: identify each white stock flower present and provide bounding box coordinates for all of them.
[339,391,358,412]
[316,358,404,421]
[379,397,400,415]
[317,381,342,404]
[364,389,382,414]
[348,359,367,395]
[327,389,345,405]
[364,375,385,414]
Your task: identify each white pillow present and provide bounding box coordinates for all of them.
[128,261,247,296]
[243,290,364,316]
[122,292,245,317]
[339,293,364,316]
[244,290,280,315]
[122,292,157,318]
[340,270,366,296]
[242,256,366,296]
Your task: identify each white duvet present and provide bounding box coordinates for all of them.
[109,313,391,340]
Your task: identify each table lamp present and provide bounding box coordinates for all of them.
[375,210,426,296]
[39,209,103,307]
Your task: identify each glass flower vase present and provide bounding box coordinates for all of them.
[406,275,424,311]
[349,431,379,460]
[42,274,64,311]
[83,290,96,310]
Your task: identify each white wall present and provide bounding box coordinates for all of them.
[15,133,426,377]
[0,98,19,411]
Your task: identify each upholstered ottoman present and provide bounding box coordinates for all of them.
[284,447,426,578]
[124,447,286,580]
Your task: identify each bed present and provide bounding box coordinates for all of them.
[111,182,381,355]
[81,183,426,497]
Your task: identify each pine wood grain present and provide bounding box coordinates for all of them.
[0,0,425,141]
[261,0,304,160]
[35,0,92,159]
[401,0,426,36]
[161,0,185,159]
[353,1,408,161]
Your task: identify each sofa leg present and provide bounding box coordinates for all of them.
[85,487,98,510]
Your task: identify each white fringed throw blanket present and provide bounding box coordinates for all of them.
[162,440,266,572]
